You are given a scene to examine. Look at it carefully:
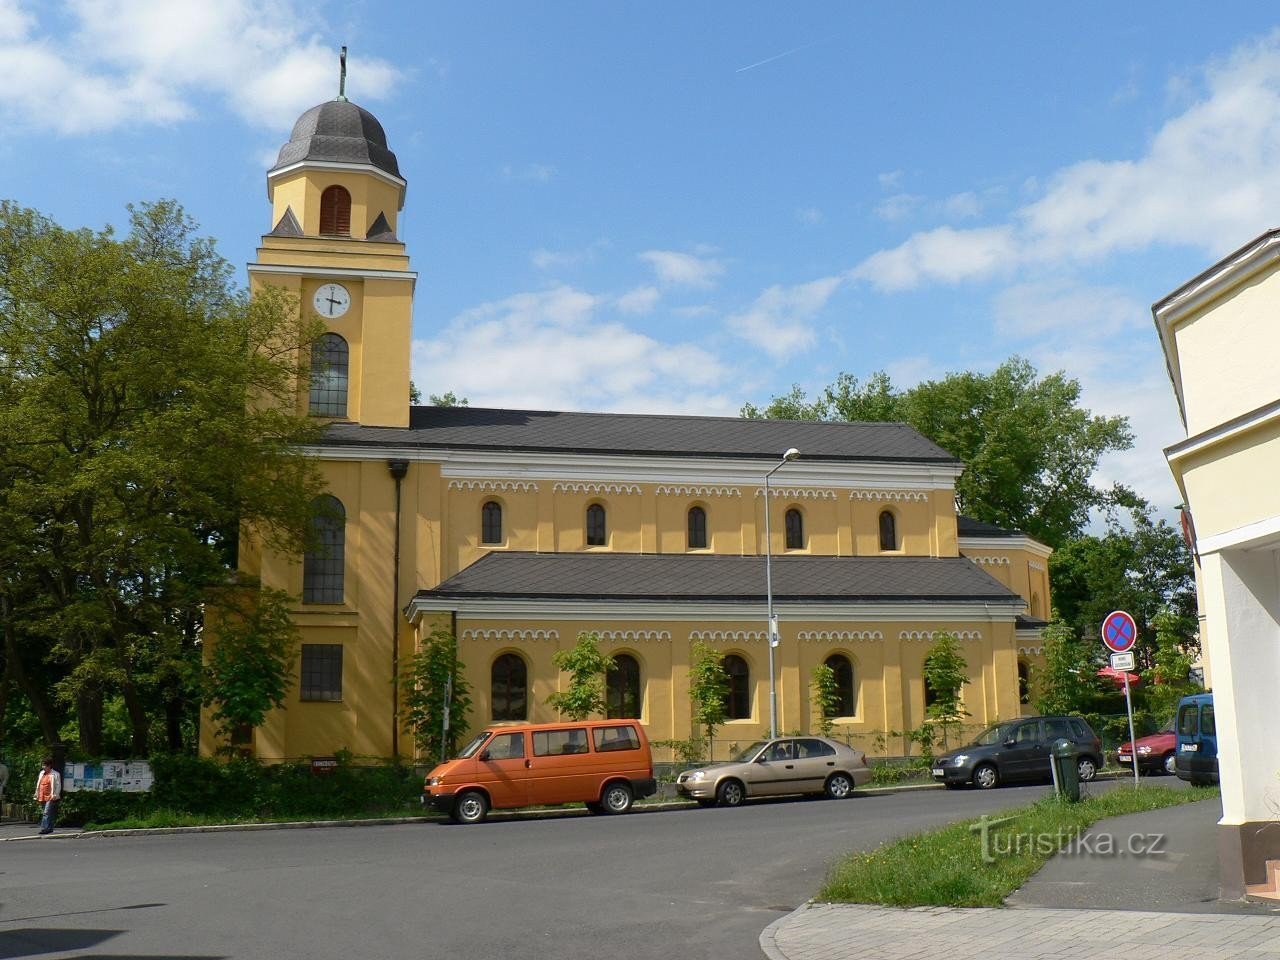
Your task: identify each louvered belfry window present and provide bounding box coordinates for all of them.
[319,186,352,236]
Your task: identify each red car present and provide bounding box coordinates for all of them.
[1117,726,1177,775]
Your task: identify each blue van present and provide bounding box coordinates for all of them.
[1174,692,1218,785]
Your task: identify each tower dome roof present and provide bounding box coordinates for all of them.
[270,99,401,179]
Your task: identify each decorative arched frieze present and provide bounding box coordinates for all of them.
[448,479,539,493]
[797,630,884,642]
[553,481,641,495]
[461,629,559,643]
[968,555,1011,567]
[899,629,984,641]
[655,485,742,498]
[1017,645,1045,656]
[591,630,671,643]
[689,630,766,643]
[1028,560,1046,572]
[848,490,930,502]
[755,488,837,501]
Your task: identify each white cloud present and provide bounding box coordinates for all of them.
[615,285,660,314]
[795,206,823,225]
[943,191,983,219]
[0,0,401,135]
[530,239,609,270]
[878,170,904,190]
[874,193,924,222]
[725,276,841,359]
[993,281,1143,339]
[412,285,732,414]
[854,30,1280,289]
[502,163,556,183]
[639,249,724,288]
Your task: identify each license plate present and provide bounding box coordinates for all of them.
[1182,743,1198,752]
[931,768,944,776]
[1119,755,1131,763]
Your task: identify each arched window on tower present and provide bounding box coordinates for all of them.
[491,653,528,721]
[607,654,641,719]
[879,510,897,551]
[303,495,346,604]
[586,503,607,546]
[687,506,707,549]
[309,333,349,418]
[722,654,751,720]
[824,653,856,718]
[481,501,503,545]
[319,185,352,237]
[784,508,804,550]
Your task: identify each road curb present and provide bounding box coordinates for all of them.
[759,901,813,960]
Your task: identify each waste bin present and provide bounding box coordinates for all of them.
[1052,738,1080,801]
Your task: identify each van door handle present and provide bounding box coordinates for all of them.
[784,764,794,770]
[826,761,835,767]
[524,760,531,768]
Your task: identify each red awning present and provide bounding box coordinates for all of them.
[1097,666,1140,688]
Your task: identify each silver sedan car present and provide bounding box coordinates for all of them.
[675,736,871,807]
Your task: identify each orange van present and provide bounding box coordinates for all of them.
[424,719,657,824]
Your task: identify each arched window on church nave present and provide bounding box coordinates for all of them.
[1018,659,1032,705]
[784,508,804,550]
[481,501,503,545]
[823,653,857,718]
[687,506,708,550]
[606,654,641,719]
[309,333,349,418]
[879,510,897,551]
[319,185,352,237]
[491,653,528,721]
[303,495,346,604]
[586,503,607,546]
[721,654,751,719]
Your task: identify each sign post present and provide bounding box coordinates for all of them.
[1102,610,1141,788]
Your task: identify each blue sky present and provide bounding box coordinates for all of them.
[6,3,1280,512]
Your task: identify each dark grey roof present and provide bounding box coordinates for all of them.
[415,552,1020,604]
[320,406,961,464]
[268,206,303,238]
[1016,614,1048,630]
[367,211,397,242]
[957,515,1023,538]
[271,99,401,179]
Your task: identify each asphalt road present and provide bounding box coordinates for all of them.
[0,778,1162,960]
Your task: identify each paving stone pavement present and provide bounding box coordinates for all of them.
[760,903,1280,960]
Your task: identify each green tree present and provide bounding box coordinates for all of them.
[1035,616,1104,716]
[742,357,1133,548]
[1140,609,1200,722]
[200,585,299,749]
[810,662,839,736]
[428,391,469,407]
[0,200,325,755]
[400,626,473,764]
[546,632,610,720]
[922,632,970,749]
[688,641,728,760]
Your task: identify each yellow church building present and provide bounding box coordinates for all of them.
[212,92,1053,762]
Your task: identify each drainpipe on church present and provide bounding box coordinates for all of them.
[388,459,410,760]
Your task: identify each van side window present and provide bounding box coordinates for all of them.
[533,728,589,756]
[485,732,525,760]
[593,724,641,752]
[1068,719,1088,739]
[1043,718,1072,740]
[1015,722,1041,744]
[1201,704,1215,736]
[1178,704,1198,736]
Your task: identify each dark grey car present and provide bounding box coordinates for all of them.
[931,716,1102,789]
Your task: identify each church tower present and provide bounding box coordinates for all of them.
[249,64,415,428]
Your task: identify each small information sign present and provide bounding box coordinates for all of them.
[1110,652,1135,670]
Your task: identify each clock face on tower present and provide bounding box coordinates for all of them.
[313,282,351,319]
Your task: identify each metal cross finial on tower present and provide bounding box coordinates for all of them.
[337,46,348,101]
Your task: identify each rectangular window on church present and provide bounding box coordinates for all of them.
[301,644,343,701]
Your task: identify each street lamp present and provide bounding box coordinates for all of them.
[763,446,800,740]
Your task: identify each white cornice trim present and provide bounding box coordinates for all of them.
[248,263,417,288]
[267,159,407,205]
[405,597,1023,622]
[1196,513,1280,556]
[958,536,1052,558]
[1165,395,1280,465]
[1152,229,1280,428]
[304,447,963,488]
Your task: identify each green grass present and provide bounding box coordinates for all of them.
[820,783,1219,907]
[81,807,434,831]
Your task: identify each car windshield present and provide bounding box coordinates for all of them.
[732,740,769,762]
[970,722,1018,746]
[455,731,491,759]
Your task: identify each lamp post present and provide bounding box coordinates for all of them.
[763,447,800,740]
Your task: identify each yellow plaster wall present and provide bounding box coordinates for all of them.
[1177,421,1280,542]
[268,169,404,238]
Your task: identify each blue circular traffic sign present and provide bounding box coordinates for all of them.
[1101,610,1137,653]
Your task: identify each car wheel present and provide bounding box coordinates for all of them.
[824,772,854,799]
[716,779,745,807]
[973,764,999,790]
[585,801,605,815]
[1162,752,1176,776]
[452,790,488,824]
[1077,757,1098,782]
[601,782,633,814]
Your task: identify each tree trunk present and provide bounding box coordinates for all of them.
[77,686,103,756]
[1,600,61,746]
[122,681,150,757]
[166,693,185,753]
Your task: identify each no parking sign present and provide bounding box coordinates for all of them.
[1101,609,1137,653]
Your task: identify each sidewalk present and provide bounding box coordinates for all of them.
[761,796,1280,960]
